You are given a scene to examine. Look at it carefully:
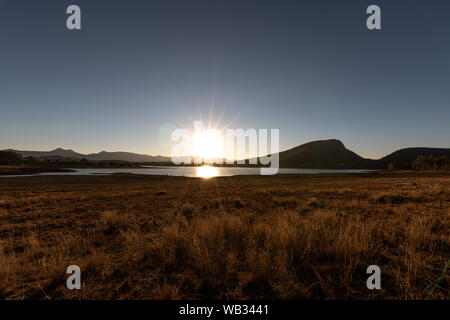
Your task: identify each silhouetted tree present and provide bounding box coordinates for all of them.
[412,155,449,170]
[24,156,41,165]
[0,151,23,165]
[80,158,92,166]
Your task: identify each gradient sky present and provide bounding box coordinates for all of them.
[0,0,449,159]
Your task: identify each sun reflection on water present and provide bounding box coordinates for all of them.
[196,165,218,178]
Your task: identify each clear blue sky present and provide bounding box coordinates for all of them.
[0,0,449,159]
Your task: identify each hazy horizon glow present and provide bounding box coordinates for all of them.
[1,0,449,160]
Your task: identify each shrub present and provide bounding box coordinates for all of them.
[0,151,23,165]
[412,155,449,170]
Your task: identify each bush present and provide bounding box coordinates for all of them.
[24,156,41,165]
[0,151,23,165]
[412,155,449,170]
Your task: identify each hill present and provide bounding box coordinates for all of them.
[6,148,84,159]
[277,139,378,169]
[378,147,450,169]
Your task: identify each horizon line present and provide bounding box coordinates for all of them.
[2,139,450,162]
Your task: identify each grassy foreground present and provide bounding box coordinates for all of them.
[0,172,448,299]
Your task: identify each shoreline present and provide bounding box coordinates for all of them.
[2,165,448,178]
[0,166,77,176]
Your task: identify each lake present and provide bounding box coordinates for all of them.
[0,166,376,178]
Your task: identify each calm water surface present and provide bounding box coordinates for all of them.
[0,166,376,178]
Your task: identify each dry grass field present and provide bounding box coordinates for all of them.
[0,172,448,300]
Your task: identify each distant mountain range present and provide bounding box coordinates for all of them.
[5,148,170,163]
[4,140,450,169]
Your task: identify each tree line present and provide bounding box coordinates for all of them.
[411,155,450,171]
[0,151,140,168]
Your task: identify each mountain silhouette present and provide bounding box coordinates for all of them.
[86,151,169,163]
[278,139,376,169]
[378,147,450,169]
[6,148,84,159]
[5,140,450,169]
[6,148,170,163]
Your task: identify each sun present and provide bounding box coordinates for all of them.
[192,129,224,161]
